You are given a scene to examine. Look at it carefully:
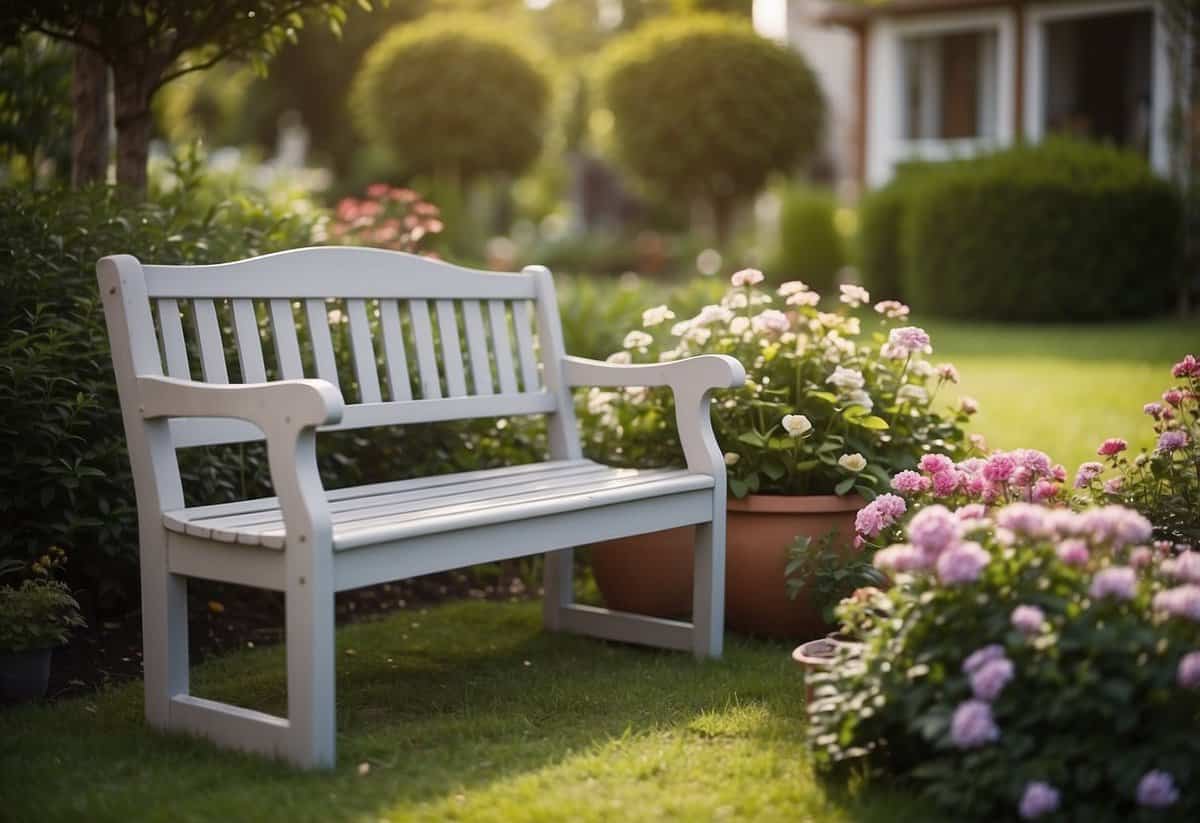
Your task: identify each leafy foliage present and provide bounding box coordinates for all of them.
[785,529,885,625]
[350,14,551,182]
[578,272,972,497]
[0,548,85,653]
[899,139,1181,321]
[771,186,845,293]
[808,508,1200,821]
[0,35,71,182]
[598,15,823,231]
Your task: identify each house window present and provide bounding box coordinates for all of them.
[900,30,999,141]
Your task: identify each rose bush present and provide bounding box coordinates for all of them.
[807,502,1200,820]
[1074,355,1199,544]
[579,269,975,499]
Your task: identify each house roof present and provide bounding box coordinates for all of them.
[814,0,1017,26]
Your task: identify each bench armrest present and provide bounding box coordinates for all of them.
[563,354,745,479]
[138,376,344,553]
[138,376,344,430]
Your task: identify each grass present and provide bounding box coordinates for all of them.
[0,601,934,823]
[926,318,1196,471]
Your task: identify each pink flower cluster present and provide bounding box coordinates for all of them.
[950,699,999,749]
[1019,782,1060,819]
[882,450,1064,522]
[853,493,907,538]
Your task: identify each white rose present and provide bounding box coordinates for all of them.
[781,414,813,437]
[729,316,750,335]
[838,453,867,472]
[642,304,676,328]
[827,366,866,391]
[730,268,765,287]
[787,291,821,307]
[623,330,653,350]
[897,384,929,405]
[846,389,873,412]
[778,280,809,296]
[839,284,870,308]
[724,452,740,466]
[605,351,632,365]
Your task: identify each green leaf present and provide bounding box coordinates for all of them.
[737,431,766,448]
[855,416,890,430]
[808,391,838,404]
[762,459,786,481]
[834,476,856,495]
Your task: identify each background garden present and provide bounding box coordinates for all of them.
[1,0,1198,821]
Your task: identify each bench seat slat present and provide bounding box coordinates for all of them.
[163,462,711,550]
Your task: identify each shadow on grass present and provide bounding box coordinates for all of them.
[0,600,935,822]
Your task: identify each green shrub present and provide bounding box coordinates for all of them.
[901,139,1181,321]
[598,14,823,241]
[0,176,319,608]
[857,182,908,302]
[771,186,843,292]
[350,14,551,183]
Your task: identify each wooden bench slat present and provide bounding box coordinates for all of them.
[346,298,381,403]
[192,299,229,383]
[488,300,519,394]
[435,300,468,397]
[460,300,493,395]
[304,299,340,389]
[407,299,441,399]
[512,300,539,391]
[231,298,267,383]
[270,299,305,379]
[157,298,190,379]
[378,299,411,401]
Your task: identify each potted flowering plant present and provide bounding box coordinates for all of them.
[581,269,974,637]
[808,501,1200,820]
[0,547,85,701]
[1073,354,1199,544]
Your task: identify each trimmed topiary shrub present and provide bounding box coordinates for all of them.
[350,14,550,183]
[598,14,824,242]
[858,182,909,302]
[771,185,844,292]
[900,139,1181,321]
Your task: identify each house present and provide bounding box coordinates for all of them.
[754,0,1189,191]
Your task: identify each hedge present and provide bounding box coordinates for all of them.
[895,139,1180,321]
[771,185,844,292]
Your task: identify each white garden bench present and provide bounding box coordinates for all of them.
[97,246,744,769]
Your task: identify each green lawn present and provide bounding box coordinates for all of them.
[924,319,1196,472]
[1,601,932,823]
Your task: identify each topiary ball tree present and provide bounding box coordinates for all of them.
[599,14,824,244]
[351,15,550,184]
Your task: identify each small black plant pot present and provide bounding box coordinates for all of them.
[0,648,53,702]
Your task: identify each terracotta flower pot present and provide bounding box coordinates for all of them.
[590,493,864,640]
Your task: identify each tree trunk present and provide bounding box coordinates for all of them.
[112,64,158,195]
[70,44,109,187]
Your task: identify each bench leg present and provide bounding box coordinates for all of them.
[542,547,574,630]
[140,536,190,728]
[284,571,337,768]
[691,519,725,659]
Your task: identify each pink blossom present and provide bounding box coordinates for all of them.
[1157,430,1189,452]
[908,505,960,555]
[1177,651,1200,688]
[888,325,931,354]
[873,299,910,319]
[919,454,954,474]
[1074,461,1104,489]
[1019,782,1060,820]
[963,644,1006,675]
[1010,466,1034,487]
[730,268,764,287]
[970,656,1015,701]
[996,503,1048,536]
[1044,509,1084,537]
[1144,402,1165,419]
[1089,566,1137,601]
[936,541,990,585]
[931,470,961,497]
[750,309,789,334]
[1136,771,1179,808]
[983,454,1017,484]
[1103,477,1124,494]
[956,503,988,521]
[960,397,980,415]
[1013,448,1053,475]
[873,544,927,573]
[1051,464,1067,482]
[1172,354,1200,378]
[874,493,907,519]
[365,182,391,199]
[950,699,999,749]
[1163,389,1184,407]
[1011,605,1046,636]
[1077,506,1152,546]
[1164,551,1200,583]
[1129,547,1153,568]
[1056,538,1090,567]
[854,494,907,538]
[1097,438,1127,456]
[891,470,931,495]
[1155,585,1200,621]
[936,363,959,383]
[1032,479,1060,502]
[965,476,987,498]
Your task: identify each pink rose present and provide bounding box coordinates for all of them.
[1097,438,1127,456]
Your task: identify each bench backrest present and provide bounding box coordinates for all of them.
[98,247,581,512]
